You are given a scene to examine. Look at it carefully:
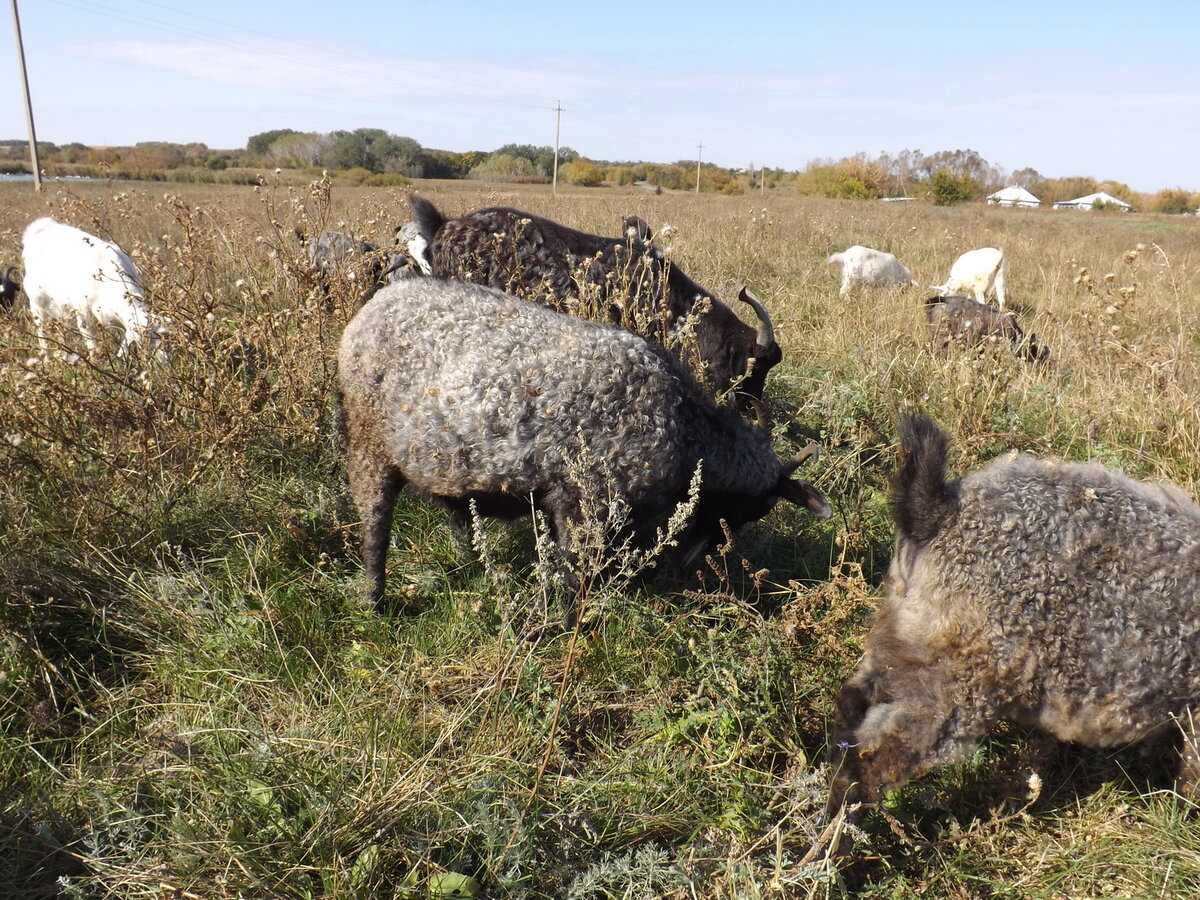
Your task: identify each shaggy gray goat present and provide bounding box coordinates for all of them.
[926,294,1048,363]
[305,229,377,272]
[826,415,1200,847]
[406,195,782,399]
[302,229,409,307]
[338,277,831,629]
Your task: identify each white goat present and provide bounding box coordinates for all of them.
[826,245,917,296]
[21,217,165,358]
[932,247,1007,309]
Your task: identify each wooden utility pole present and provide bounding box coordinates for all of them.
[695,143,703,194]
[552,101,564,196]
[10,0,41,191]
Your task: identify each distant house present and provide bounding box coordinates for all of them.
[1052,191,1132,211]
[987,186,1041,208]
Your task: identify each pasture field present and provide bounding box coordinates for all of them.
[2,176,1200,898]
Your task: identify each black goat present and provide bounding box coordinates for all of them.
[407,195,782,399]
[0,265,19,312]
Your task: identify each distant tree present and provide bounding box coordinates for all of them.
[372,134,425,176]
[423,149,471,179]
[919,148,1003,194]
[322,131,370,169]
[468,153,538,181]
[1145,189,1189,214]
[1041,176,1095,204]
[609,165,634,186]
[793,158,881,199]
[492,143,576,177]
[561,158,603,186]
[459,150,487,171]
[247,129,299,156]
[1010,167,1045,194]
[268,132,330,167]
[127,142,186,170]
[1099,180,1133,201]
[924,167,978,205]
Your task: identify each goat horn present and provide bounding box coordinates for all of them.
[781,442,821,475]
[739,393,771,430]
[738,286,776,349]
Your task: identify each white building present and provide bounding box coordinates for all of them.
[1052,191,1132,211]
[986,186,1041,208]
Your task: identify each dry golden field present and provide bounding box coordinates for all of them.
[2,175,1200,898]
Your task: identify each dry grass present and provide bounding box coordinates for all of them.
[2,176,1200,898]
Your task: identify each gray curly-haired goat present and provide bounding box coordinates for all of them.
[406,195,782,399]
[826,415,1200,845]
[337,277,831,629]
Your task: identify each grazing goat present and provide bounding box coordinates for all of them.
[338,277,831,629]
[932,247,1007,309]
[826,246,918,297]
[21,217,165,358]
[406,195,782,399]
[826,416,1200,848]
[925,294,1048,363]
[0,265,19,311]
[394,221,432,276]
[622,214,652,242]
[303,227,424,308]
[305,229,378,275]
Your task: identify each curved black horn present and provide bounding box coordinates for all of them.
[738,286,776,350]
[781,442,821,476]
[740,393,771,430]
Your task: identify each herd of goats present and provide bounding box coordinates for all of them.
[6,195,1200,860]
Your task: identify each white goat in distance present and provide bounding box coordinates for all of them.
[22,217,167,359]
[826,245,918,296]
[932,247,1007,309]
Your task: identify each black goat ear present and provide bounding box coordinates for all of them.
[778,478,832,519]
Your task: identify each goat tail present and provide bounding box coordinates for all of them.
[892,415,958,547]
[408,194,445,242]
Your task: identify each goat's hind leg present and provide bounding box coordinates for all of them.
[345,442,405,613]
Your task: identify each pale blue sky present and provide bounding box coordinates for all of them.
[4,0,1198,191]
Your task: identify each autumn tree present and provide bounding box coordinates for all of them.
[1147,188,1193,214]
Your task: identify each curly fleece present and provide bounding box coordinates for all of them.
[829,415,1200,819]
[337,277,826,620]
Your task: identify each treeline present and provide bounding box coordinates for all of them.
[2,132,1197,212]
[792,149,1200,212]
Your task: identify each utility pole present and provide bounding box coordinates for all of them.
[761,165,766,197]
[695,143,703,194]
[552,101,564,196]
[9,0,40,191]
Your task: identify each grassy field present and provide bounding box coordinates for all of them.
[2,175,1200,899]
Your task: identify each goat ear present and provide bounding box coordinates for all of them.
[778,477,832,519]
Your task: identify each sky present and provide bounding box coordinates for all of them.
[3,0,1199,193]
